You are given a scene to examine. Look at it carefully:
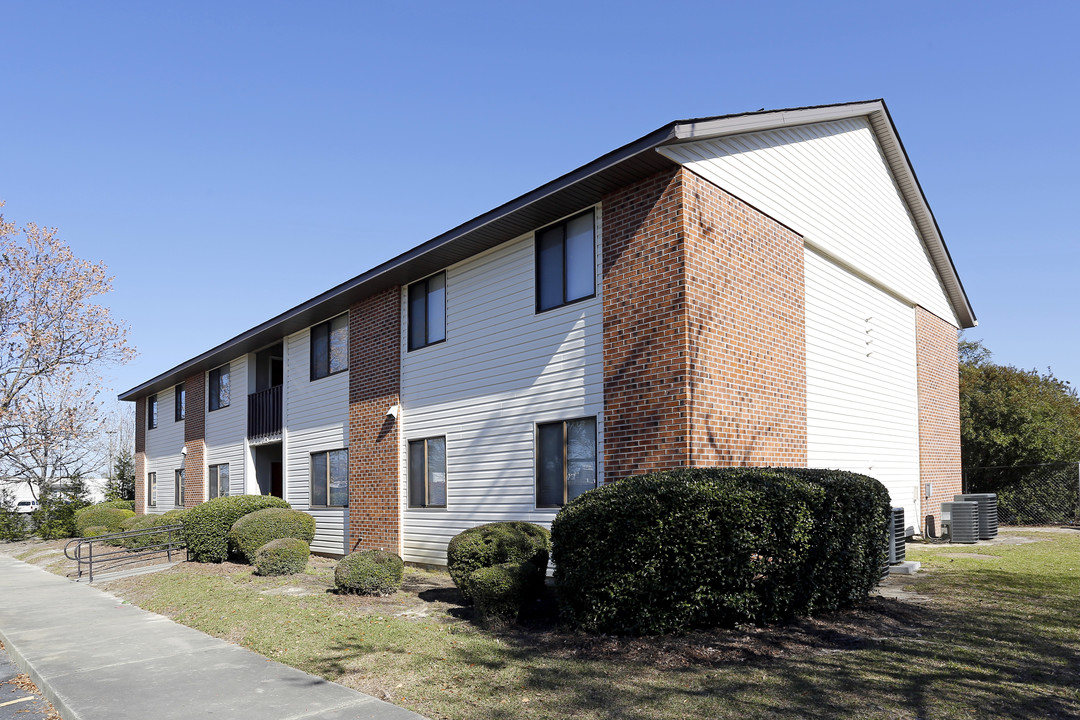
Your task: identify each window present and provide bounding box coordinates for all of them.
[147,394,158,429]
[310,449,348,507]
[147,472,157,507]
[175,383,185,422]
[311,314,348,380]
[175,468,184,507]
[209,464,229,499]
[408,437,446,508]
[209,364,230,411]
[536,417,597,508]
[408,272,446,350]
[536,210,595,312]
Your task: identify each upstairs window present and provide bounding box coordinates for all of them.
[175,383,185,422]
[408,437,446,508]
[536,417,597,508]
[311,314,348,380]
[408,272,446,351]
[209,364,230,411]
[536,210,595,312]
[209,464,229,500]
[147,395,158,429]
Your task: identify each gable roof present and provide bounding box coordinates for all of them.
[119,99,975,401]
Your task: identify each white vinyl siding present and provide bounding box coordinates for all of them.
[205,357,247,497]
[400,208,604,566]
[144,385,184,514]
[285,327,349,555]
[804,247,920,523]
[658,117,958,325]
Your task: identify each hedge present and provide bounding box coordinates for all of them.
[254,538,310,576]
[181,495,291,563]
[83,525,110,538]
[446,522,549,602]
[470,561,537,624]
[551,467,890,635]
[75,506,136,537]
[94,500,135,512]
[335,550,404,596]
[119,510,187,549]
[227,508,315,564]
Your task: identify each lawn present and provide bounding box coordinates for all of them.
[11,529,1080,719]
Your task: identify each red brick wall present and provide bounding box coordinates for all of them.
[682,170,807,467]
[601,169,691,481]
[183,373,206,508]
[916,306,962,532]
[601,167,807,481]
[347,287,402,554]
[134,397,146,515]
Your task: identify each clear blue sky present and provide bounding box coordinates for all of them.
[3,1,1078,403]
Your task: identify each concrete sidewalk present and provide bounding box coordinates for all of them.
[0,556,426,720]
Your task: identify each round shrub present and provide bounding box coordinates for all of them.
[75,506,135,537]
[83,525,110,538]
[227,508,316,564]
[446,522,549,602]
[470,561,536,624]
[551,468,890,635]
[120,510,188,549]
[95,500,135,512]
[181,494,291,563]
[335,550,404,596]
[254,538,310,576]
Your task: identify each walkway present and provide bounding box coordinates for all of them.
[0,556,426,720]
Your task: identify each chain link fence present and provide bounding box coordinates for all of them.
[962,462,1080,526]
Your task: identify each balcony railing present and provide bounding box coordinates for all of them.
[248,385,282,442]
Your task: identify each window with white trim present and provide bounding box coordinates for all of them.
[147,472,157,507]
[175,468,184,507]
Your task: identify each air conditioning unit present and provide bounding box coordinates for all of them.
[940,501,979,544]
[954,493,998,540]
[888,507,906,564]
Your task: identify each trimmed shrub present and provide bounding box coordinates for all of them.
[181,495,291,563]
[470,561,536,624]
[75,506,135,537]
[83,525,110,538]
[254,538,310,576]
[119,510,188,549]
[446,522,549,602]
[94,500,135,512]
[551,467,889,635]
[335,550,404,596]
[228,508,316,564]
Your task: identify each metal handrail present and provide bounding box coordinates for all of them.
[64,524,186,583]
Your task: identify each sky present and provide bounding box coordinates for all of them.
[2,1,1079,405]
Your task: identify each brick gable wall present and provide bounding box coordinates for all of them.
[347,287,402,554]
[183,373,206,508]
[916,306,962,531]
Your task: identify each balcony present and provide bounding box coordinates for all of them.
[248,385,282,444]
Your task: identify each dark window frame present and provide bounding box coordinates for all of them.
[147,394,158,430]
[147,472,157,508]
[175,383,185,422]
[534,209,596,313]
[535,416,598,509]
[310,449,349,508]
[208,463,229,500]
[407,272,447,351]
[310,314,349,381]
[408,436,447,509]
[209,364,230,411]
[175,468,184,507]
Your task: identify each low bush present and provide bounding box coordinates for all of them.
[335,550,404,596]
[93,500,135,512]
[446,522,549,602]
[181,495,291,563]
[470,561,537,624]
[228,508,316,564]
[83,525,110,538]
[254,538,310,576]
[75,506,136,537]
[551,467,890,635]
[119,510,188,549]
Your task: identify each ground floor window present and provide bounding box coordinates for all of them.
[175,468,184,507]
[408,437,446,508]
[536,417,597,508]
[311,449,348,507]
[147,472,156,507]
[209,464,229,499]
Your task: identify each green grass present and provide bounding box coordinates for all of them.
[100,531,1080,720]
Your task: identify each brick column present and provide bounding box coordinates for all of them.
[347,287,402,554]
[134,397,146,515]
[183,373,206,508]
[916,306,962,532]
